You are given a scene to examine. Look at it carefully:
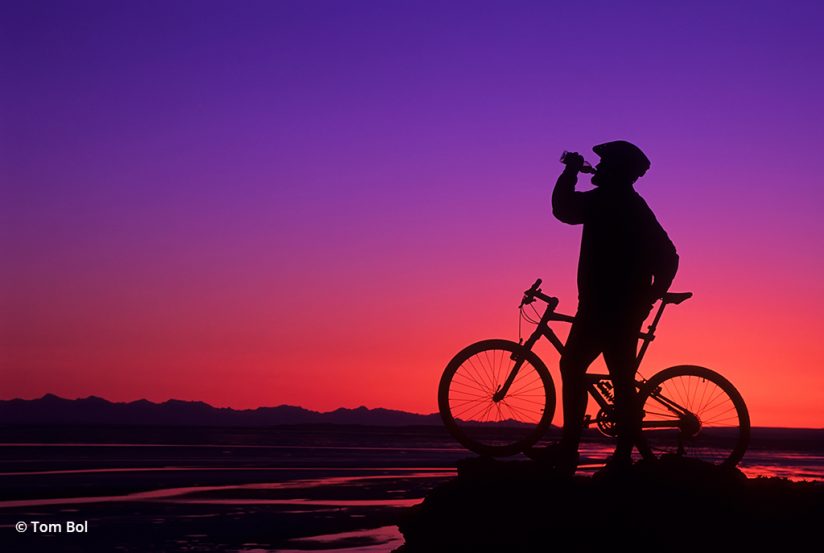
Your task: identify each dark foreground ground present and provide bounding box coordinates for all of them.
[397,455,824,553]
[0,425,821,552]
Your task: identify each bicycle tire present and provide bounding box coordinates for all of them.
[438,339,556,457]
[636,365,750,466]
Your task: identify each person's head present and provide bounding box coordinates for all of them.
[590,140,650,188]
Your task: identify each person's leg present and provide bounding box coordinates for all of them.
[602,316,644,464]
[558,312,601,457]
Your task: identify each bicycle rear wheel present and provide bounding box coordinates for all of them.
[637,365,750,466]
[438,339,555,457]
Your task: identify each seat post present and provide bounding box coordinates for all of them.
[635,301,667,369]
[646,301,668,336]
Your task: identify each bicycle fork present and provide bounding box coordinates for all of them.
[492,351,527,403]
[492,327,548,403]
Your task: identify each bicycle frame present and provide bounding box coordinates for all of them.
[491,292,699,437]
[495,295,670,399]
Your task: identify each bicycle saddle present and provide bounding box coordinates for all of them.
[662,292,693,305]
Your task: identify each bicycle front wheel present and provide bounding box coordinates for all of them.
[438,339,555,457]
[637,365,750,466]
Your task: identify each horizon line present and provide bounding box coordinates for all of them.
[2,393,822,430]
[0,393,439,416]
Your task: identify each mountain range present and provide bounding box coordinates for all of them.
[0,394,442,426]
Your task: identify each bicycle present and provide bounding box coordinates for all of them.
[438,279,750,466]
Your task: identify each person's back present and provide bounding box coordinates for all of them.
[575,186,677,314]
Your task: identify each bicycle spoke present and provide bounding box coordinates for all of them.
[449,396,490,409]
[501,399,537,421]
[484,349,500,392]
[450,396,490,408]
[691,378,702,408]
[449,394,487,406]
[703,400,736,418]
[700,388,731,415]
[508,374,542,396]
[502,397,545,407]
[701,404,738,425]
[452,399,487,420]
[644,408,680,418]
[467,355,493,392]
[646,391,683,414]
[458,361,490,393]
[674,376,689,409]
[696,377,710,415]
[470,353,495,391]
[451,395,493,420]
[480,349,493,390]
[462,399,495,422]
[449,391,489,403]
[490,348,502,390]
[450,377,482,389]
[451,384,487,398]
[494,402,505,422]
[688,376,699,411]
[694,378,714,414]
[509,382,548,396]
[451,403,491,420]
[683,377,692,411]
[689,377,700,408]
[638,369,748,467]
[500,401,519,422]
[676,376,689,408]
[494,349,506,393]
[450,379,490,396]
[480,401,497,422]
[509,363,537,389]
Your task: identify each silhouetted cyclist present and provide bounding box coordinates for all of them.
[550,140,679,475]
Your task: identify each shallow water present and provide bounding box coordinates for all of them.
[274,526,405,553]
[0,426,821,552]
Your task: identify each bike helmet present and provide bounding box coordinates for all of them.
[593,140,651,178]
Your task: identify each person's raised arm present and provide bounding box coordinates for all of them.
[552,152,591,225]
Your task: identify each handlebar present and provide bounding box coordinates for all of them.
[519,278,559,310]
[522,279,542,299]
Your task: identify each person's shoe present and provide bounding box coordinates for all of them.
[593,455,633,480]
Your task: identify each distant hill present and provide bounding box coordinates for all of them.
[0,394,443,427]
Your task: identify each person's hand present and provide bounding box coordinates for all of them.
[561,151,585,173]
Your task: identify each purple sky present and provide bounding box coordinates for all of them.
[2,1,824,426]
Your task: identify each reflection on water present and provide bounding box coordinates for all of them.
[0,429,821,552]
[276,526,404,553]
[0,465,452,477]
[0,470,453,509]
[739,451,824,481]
[576,442,824,482]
